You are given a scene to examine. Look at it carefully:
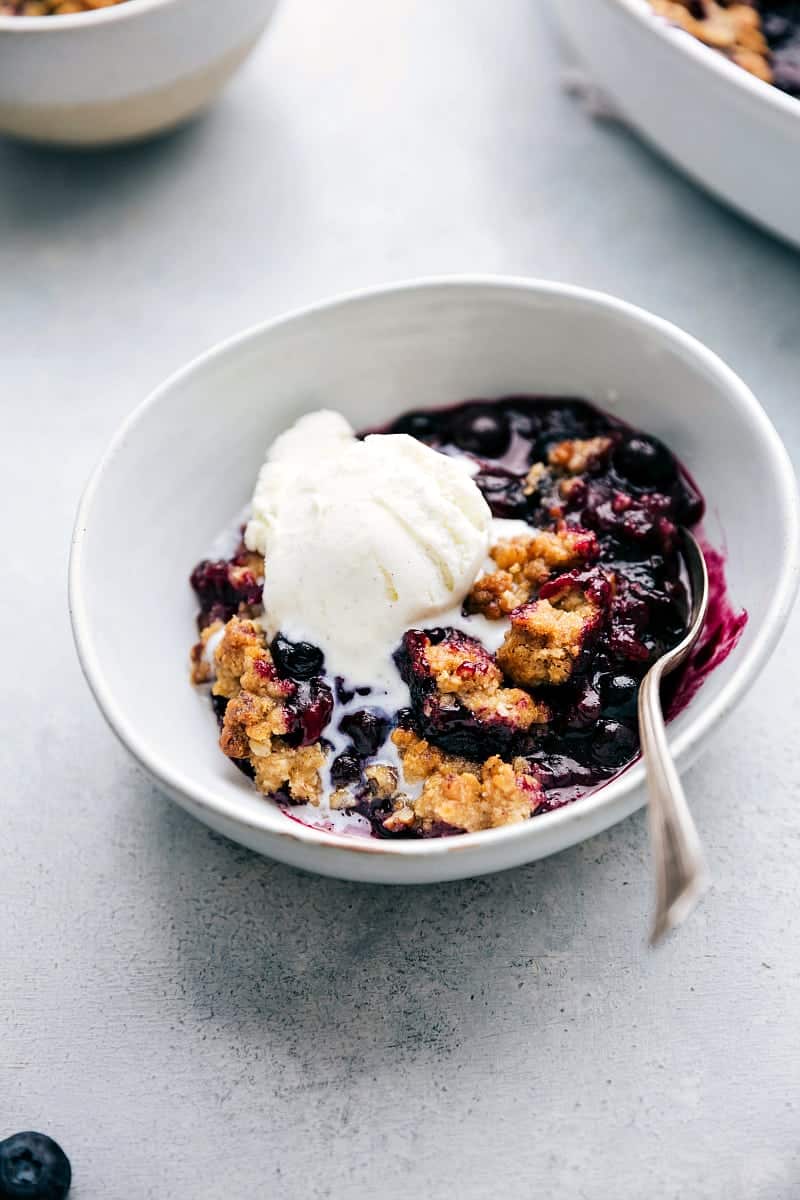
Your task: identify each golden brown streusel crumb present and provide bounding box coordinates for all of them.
[189,619,223,686]
[467,526,597,619]
[523,461,550,497]
[496,586,599,688]
[252,742,326,803]
[391,728,472,781]
[210,616,326,803]
[422,639,549,729]
[212,618,292,702]
[382,804,418,834]
[547,436,613,475]
[649,1,771,82]
[220,690,293,759]
[466,568,531,620]
[330,787,357,811]
[424,639,503,694]
[391,730,543,833]
[364,763,399,800]
[463,683,549,729]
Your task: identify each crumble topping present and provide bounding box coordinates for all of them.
[649,1,772,83]
[467,525,599,619]
[496,577,606,688]
[405,629,551,731]
[189,619,223,686]
[547,436,614,475]
[389,729,544,833]
[211,617,326,804]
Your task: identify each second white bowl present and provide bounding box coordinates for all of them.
[0,0,279,147]
[70,278,799,883]
[553,0,800,247]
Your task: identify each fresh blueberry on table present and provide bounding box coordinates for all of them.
[0,1132,71,1200]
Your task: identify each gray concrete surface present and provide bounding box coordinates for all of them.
[2,1,799,1196]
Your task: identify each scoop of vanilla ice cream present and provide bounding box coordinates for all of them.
[245,410,492,689]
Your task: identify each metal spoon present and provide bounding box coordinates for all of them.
[639,528,710,945]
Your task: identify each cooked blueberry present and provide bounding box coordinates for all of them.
[190,558,229,602]
[338,709,390,757]
[591,720,639,767]
[773,59,800,95]
[331,750,362,788]
[602,672,639,709]
[451,405,511,458]
[474,468,528,518]
[763,13,792,44]
[505,403,542,439]
[0,1132,71,1200]
[573,683,602,727]
[675,475,704,526]
[391,411,439,440]
[613,435,676,487]
[271,635,325,681]
[288,678,334,744]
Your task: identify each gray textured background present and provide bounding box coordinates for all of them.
[2,1,799,1197]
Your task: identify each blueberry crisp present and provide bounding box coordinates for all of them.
[649,1,800,95]
[189,397,729,840]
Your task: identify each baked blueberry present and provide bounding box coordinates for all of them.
[473,467,529,518]
[287,678,334,744]
[451,404,511,458]
[390,411,439,440]
[271,635,325,681]
[590,719,639,767]
[0,1132,71,1200]
[601,672,640,711]
[613,434,676,487]
[338,709,390,757]
[330,750,362,788]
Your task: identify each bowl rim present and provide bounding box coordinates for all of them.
[69,274,800,860]
[604,0,800,124]
[0,0,180,34]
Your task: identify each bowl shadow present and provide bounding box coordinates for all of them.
[141,784,651,1081]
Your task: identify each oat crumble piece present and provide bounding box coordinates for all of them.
[523,461,550,497]
[329,763,400,818]
[200,616,327,804]
[467,525,599,619]
[496,580,603,688]
[390,729,543,833]
[420,633,550,729]
[189,619,223,686]
[252,742,326,803]
[547,436,614,475]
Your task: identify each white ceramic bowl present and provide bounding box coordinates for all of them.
[70,277,799,883]
[552,0,800,247]
[0,0,278,147]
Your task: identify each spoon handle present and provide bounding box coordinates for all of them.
[639,663,709,944]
